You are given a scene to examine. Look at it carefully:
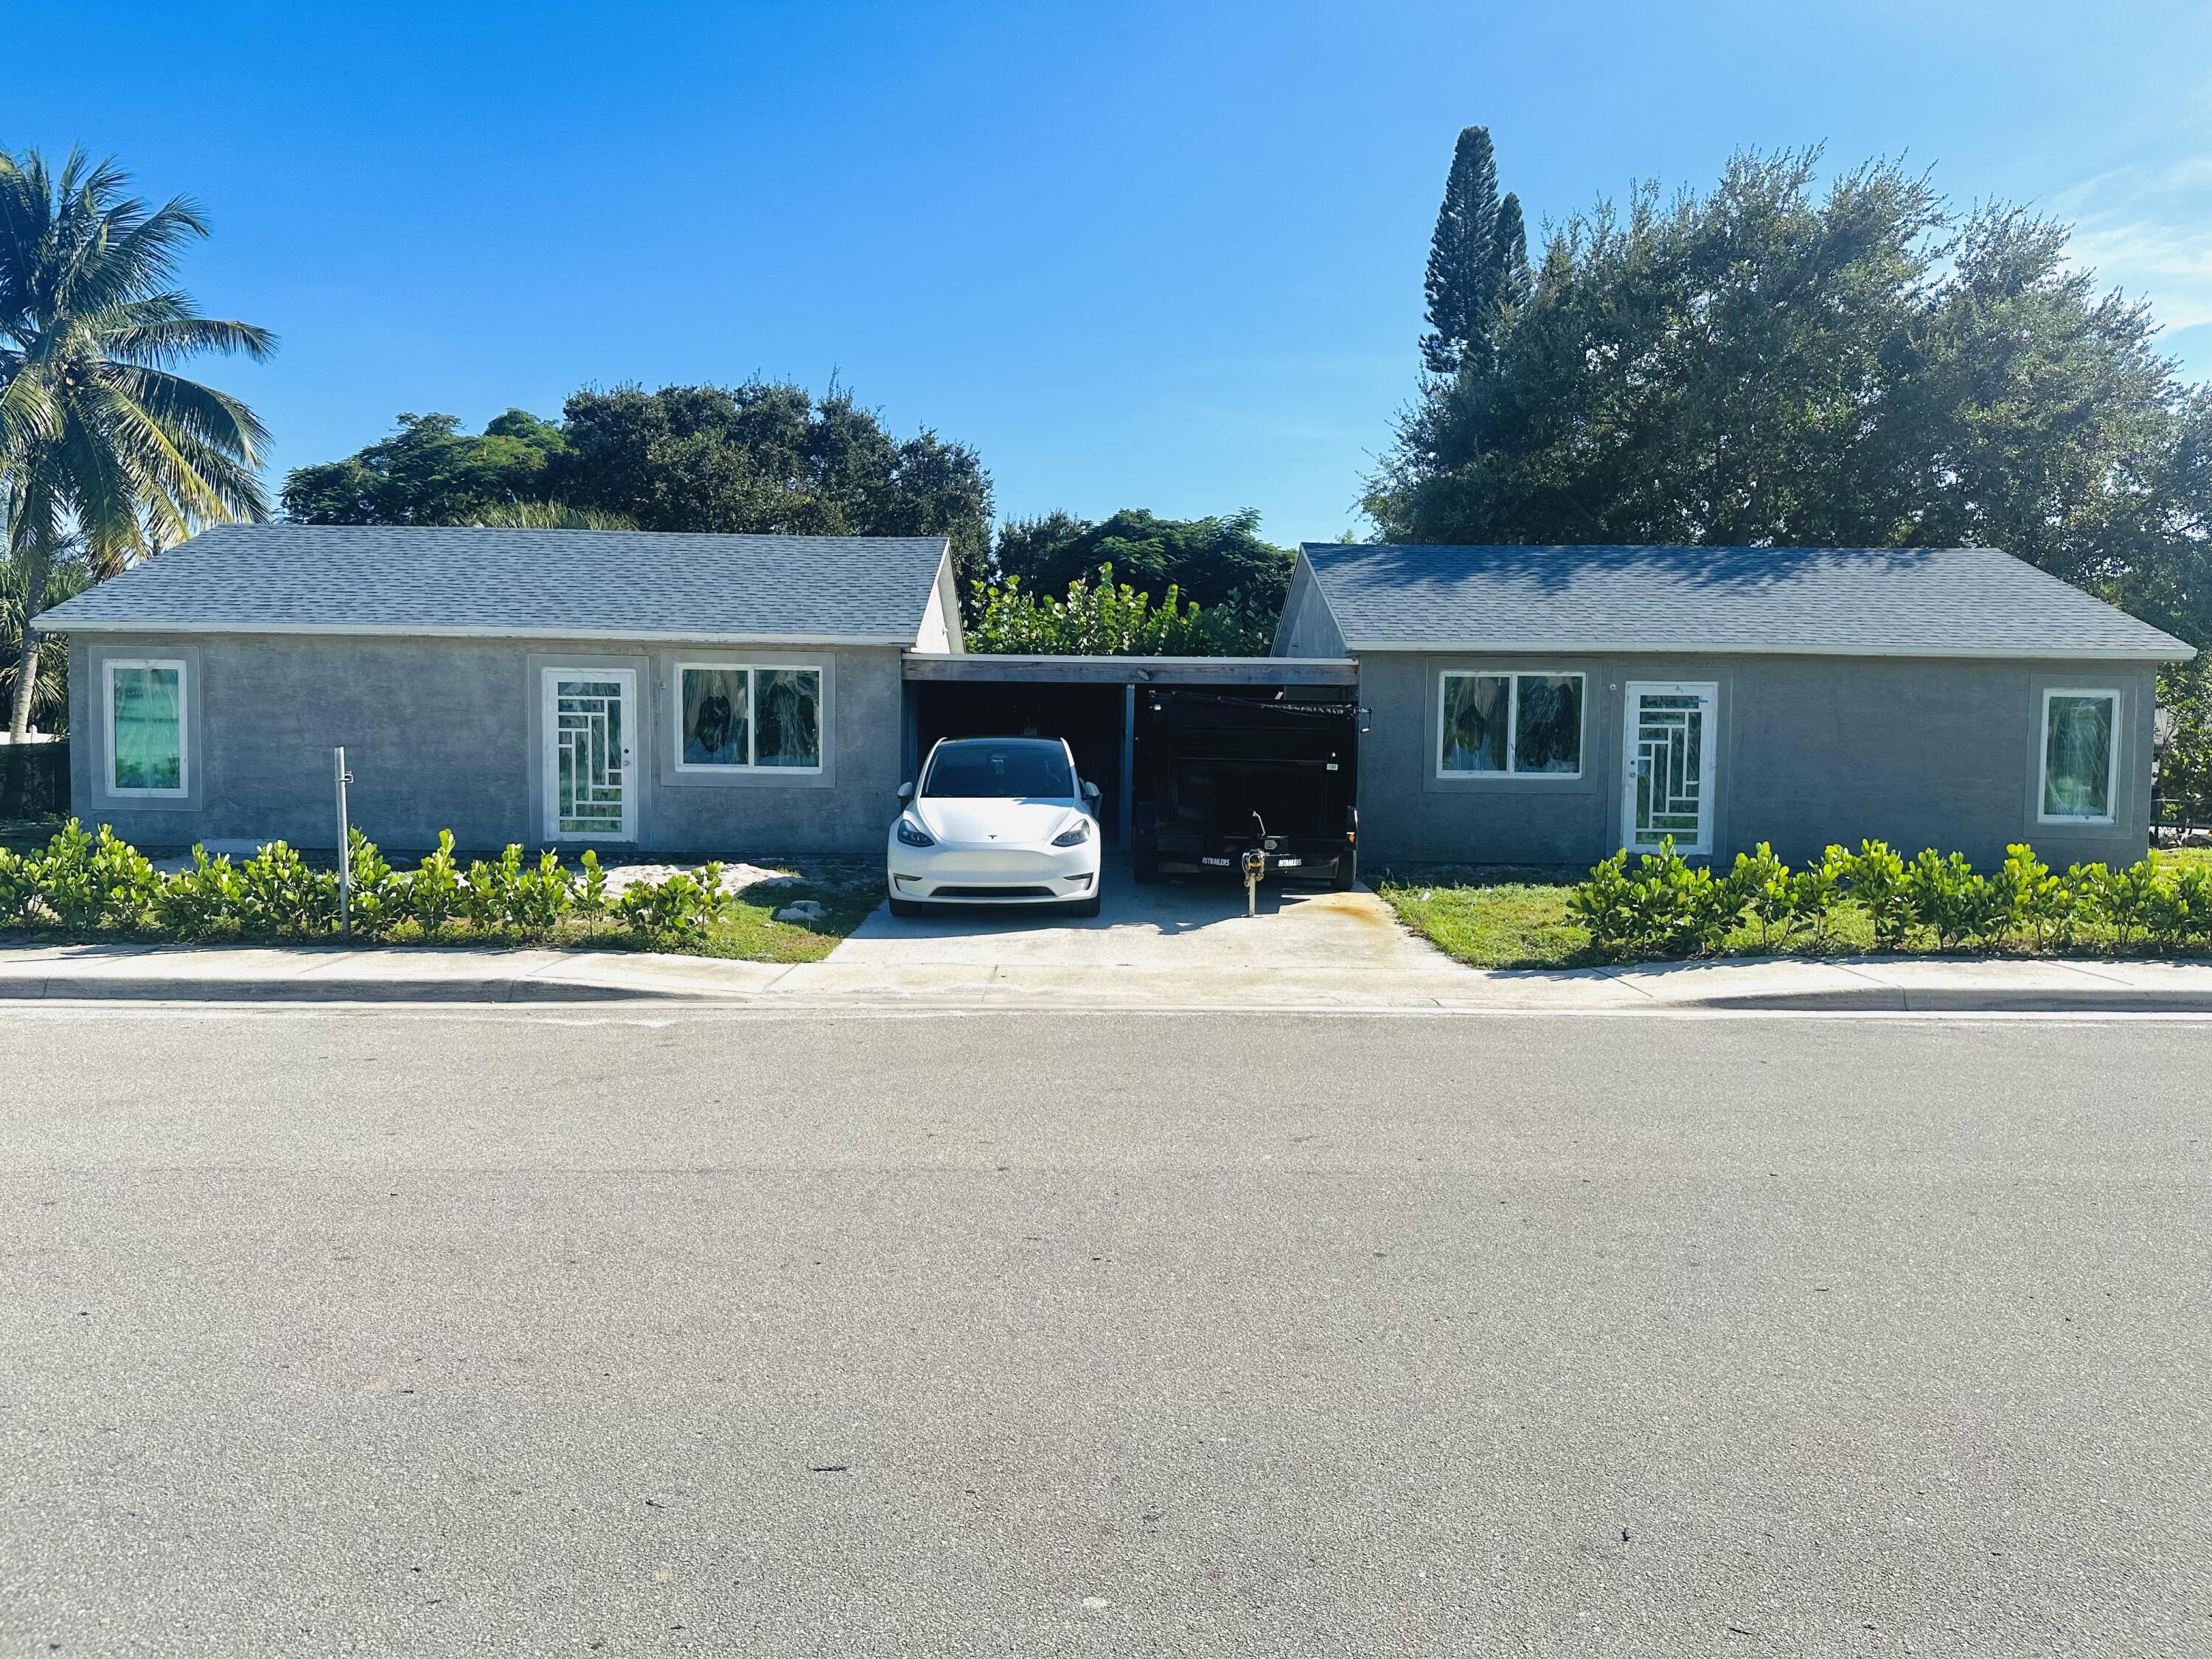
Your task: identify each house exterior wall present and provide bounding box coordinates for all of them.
[1353,650,2160,870]
[67,632,905,855]
[914,557,962,653]
[1270,560,1347,658]
[63,627,2160,873]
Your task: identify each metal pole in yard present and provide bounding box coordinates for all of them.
[333,746,353,940]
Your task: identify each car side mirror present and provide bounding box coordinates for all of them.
[1081,780,1100,803]
[896,782,914,803]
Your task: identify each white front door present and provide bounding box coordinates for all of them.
[1622,681,1717,855]
[543,667,637,841]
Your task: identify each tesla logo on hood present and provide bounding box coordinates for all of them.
[987,832,998,838]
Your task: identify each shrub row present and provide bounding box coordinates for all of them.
[1569,838,2211,961]
[0,821,727,944]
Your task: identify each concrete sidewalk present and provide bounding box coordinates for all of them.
[2,939,2211,1011]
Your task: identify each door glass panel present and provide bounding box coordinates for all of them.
[554,678,627,835]
[1630,691,1710,849]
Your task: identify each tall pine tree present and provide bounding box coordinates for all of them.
[1489,191,1530,312]
[1419,126,1528,375]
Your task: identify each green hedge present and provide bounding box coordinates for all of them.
[0,821,726,945]
[1570,838,2211,961]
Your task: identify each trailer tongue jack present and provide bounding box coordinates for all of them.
[1242,846,1266,915]
[1242,811,1268,916]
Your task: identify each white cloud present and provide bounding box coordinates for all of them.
[2050,102,2212,332]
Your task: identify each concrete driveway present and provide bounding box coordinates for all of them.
[832,855,1440,970]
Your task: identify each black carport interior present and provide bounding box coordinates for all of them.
[912,681,1130,842]
[902,657,1361,855]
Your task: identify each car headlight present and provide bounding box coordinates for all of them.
[1051,820,1092,847]
[896,818,935,847]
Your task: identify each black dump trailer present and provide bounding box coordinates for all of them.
[1132,690,1360,888]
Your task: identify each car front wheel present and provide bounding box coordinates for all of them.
[887,896,928,919]
[1065,893,1102,918]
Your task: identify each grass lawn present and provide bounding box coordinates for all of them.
[685,868,879,962]
[1378,870,1595,970]
[1380,844,2212,970]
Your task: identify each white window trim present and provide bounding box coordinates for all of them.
[671,661,826,775]
[102,656,190,798]
[2037,686,2122,826]
[1436,669,1586,779]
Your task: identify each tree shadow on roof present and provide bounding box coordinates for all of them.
[1316,542,1950,595]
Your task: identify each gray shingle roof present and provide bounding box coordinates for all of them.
[35,524,954,644]
[1300,543,2193,660]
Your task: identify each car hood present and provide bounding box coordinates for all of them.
[913,797,1085,846]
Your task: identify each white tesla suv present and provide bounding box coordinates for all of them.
[886,736,1104,918]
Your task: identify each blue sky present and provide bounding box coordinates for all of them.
[13,1,2212,546]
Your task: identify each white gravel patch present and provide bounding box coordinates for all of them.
[598,861,795,898]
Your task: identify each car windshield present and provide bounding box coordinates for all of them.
[922,739,1074,799]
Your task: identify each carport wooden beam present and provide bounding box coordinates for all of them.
[902,654,1359,685]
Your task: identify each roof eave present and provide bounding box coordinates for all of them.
[1343,639,2196,661]
[30,619,918,647]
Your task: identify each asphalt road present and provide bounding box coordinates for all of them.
[2,1006,2208,1658]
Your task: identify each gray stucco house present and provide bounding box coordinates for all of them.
[36,525,2194,870]
[38,526,960,855]
[1275,542,2194,868]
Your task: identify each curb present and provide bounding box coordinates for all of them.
[5,973,2212,1012]
[1694,987,2212,1013]
[0,975,698,1004]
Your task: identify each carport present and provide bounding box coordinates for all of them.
[900,655,1359,847]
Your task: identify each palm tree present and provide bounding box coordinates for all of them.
[0,531,91,730]
[0,147,274,737]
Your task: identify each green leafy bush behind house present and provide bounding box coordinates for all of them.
[1570,838,2212,960]
[965,565,1277,656]
[0,821,726,945]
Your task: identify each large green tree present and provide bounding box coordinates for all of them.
[550,382,991,580]
[280,409,565,526]
[1419,125,1530,377]
[990,507,1293,614]
[284,381,995,585]
[1370,150,2212,646]
[0,148,272,736]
